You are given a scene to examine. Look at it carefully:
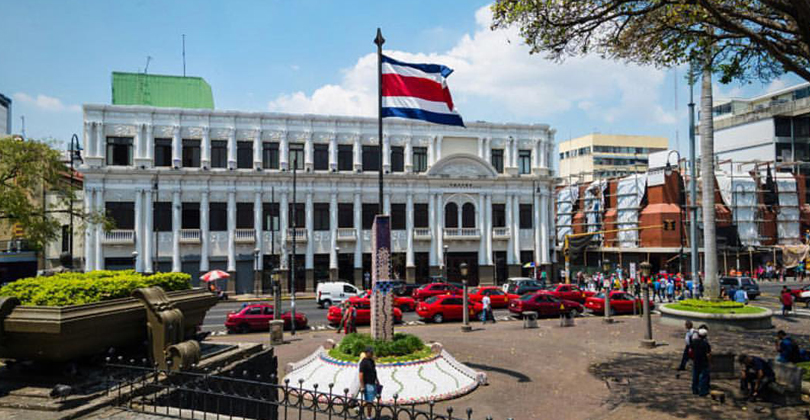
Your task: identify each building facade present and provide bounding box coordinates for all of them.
[0,93,11,135]
[558,133,668,182]
[81,105,555,293]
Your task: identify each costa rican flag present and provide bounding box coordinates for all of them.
[381,55,464,127]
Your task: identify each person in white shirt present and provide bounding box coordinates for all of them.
[677,320,695,371]
[481,294,494,324]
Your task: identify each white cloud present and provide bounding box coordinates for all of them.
[13,92,80,113]
[268,5,675,126]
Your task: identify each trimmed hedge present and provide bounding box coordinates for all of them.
[677,299,745,309]
[328,333,431,363]
[0,270,192,306]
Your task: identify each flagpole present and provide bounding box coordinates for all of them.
[374,28,385,214]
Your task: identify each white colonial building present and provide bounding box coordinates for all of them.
[80,104,555,293]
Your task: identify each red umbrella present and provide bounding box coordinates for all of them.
[200,270,230,282]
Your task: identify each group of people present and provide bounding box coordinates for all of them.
[719,286,750,304]
[336,301,357,335]
[676,321,713,396]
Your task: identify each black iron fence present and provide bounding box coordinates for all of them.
[105,358,506,420]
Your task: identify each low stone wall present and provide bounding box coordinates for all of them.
[658,304,773,331]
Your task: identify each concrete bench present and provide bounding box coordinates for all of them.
[710,353,736,379]
[522,312,538,329]
[765,360,805,405]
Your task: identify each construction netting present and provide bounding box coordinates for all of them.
[616,174,647,248]
[555,185,579,246]
[584,180,607,243]
[775,173,801,244]
[716,171,760,246]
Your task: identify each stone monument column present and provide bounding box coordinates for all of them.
[370,215,394,341]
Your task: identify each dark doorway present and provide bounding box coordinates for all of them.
[446,252,479,286]
[415,252,430,283]
[493,251,507,285]
[288,254,305,293]
[338,253,354,283]
[313,254,330,285]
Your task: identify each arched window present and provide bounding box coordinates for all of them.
[445,203,458,228]
[462,203,476,228]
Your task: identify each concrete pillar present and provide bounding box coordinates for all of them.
[134,189,143,272]
[227,189,236,272]
[280,132,289,171]
[540,191,550,264]
[145,124,154,168]
[436,135,443,162]
[384,193,391,216]
[305,191,314,290]
[253,130,263,169]
[84,188,95,271]
[428,193,436,267]
[227,129,236,170]
[280,189,289,269]
[436,193,444,269]
[254,189,263,268]
[406,190,415,281]
[304,133,313,172]
[485,193,494,265]
[201,127,210,169]
[144,188,154,273]
[171,190,181,272]
[94,188,104,270]
[200,191,210,272]
[505,193,514,265]
[478,193,487,265]
[329,134,337,172]
[382,135,390,173]
[534,189,542,266]
[95,122,105,160]
[427,137,434,169]
[329,191,338,279]
[353,136,362,171]
[513,194,521,265]
[84,122,94,159]
[354,190,362,272]
[133,124,143,163]
[172,126,181,168]
[404,137,413,173]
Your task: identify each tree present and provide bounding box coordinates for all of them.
[0,136,100,251]
[491,0,810,299]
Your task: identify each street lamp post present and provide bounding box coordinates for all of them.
[335,246,340,281]
[602,260,613,323]
[639,261,655,348]
[443,245,449,280]
[253,248,261,295]
[460,262,471,332]
[132,251,139,272]
[290,157,298,336]
[272,268,282,321]
[68,134,81,269]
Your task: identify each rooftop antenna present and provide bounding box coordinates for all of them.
[144,56,152,74]
[182,34,186,77]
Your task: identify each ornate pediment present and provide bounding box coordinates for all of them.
[426,154,498,179]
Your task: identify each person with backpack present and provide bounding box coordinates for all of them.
[781,287,794,316]
[690,328,711,397]
[775,330,804,363]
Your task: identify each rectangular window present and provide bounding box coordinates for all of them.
[154,202,172,231]
[491,149,504,173]
[262,203,279,231]
[182,139,201,168]
[154,138,172,167]
[518,150,531,174]
[391,203,406,230]
[105,201,134,229]
[262,142,279,169]
[106,137,133,166]
[236,203,253,229]
[362,145,380,172]
[314,144,329,171]
[288,203,305,228]
[413,147,427,173]
[237,141,253,169]
[492,204,506,228]
[338,145,353,171]
[338,203,354,228]
[362,203,379,229]
[211,140,227,168]
[519,204,533,229]
[289,143,304,170]
[313,203,330,231]
[414,203,428,228]
[182,202,200,229]
[209,202,227,231]
[61,225,70,253]
[390,146,404,172]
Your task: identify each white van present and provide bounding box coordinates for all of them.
[501,277,536,293]
[316,281,361,308]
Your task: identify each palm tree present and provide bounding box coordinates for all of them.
[699,57,719,300]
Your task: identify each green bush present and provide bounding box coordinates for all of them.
[329,333,430,362]
[0,270,192,306]
[797,361,810,381]
[678,299,744,309]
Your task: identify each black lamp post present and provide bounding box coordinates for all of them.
[602,259,612,323]
[460,262,471,332]
[640,261,655,348]
[68,134,82,269]
[253,247,261,295]
[443,245,449,280]
[272,268,282,321]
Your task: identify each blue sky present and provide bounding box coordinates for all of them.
[1,0,803,157]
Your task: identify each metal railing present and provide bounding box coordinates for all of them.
[235,228,256,243]
[444,228,481,239]
[105,360,504,420]
[179,229,201,244]
[286,228,307,242]
[413,227,432,240]
[491,227,510,239]
[336,228,357,241]
[103,230,135,244]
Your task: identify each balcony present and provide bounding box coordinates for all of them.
[286,228,307,242]
[180,229,201,244]
[443,228,481,240]
[103,230,134,245]
[336,228,357,242]
[413,228,431,241]
[235,229,256,243]
[492,227,511,240]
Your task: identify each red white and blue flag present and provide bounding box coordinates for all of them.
[381,54,464,127]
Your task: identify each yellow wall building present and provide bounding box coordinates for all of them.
[558,133,668,182]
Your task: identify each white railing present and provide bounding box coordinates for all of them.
[235,229,256,243]
[286,228,307,242]
[413,228,432,240]
[180,229,201,244]
[492,227,511,239]
[103,230,135,244]
[336,228,357,241]
[443,227,481,239]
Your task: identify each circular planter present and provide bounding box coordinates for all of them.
[659,304,773,330]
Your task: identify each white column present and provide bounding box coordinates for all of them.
[485,138,492,163]
[254,189,263,268]
[172,126,181,168]
[94,188,104,270]
[329,191,338,271]
[95,122,105,160]
[505,194,514,265]
[227,129,236,170]
[353,191,362,269]
[145,124,154,167]
[513,194,521,263]
[171,190,181,272]
[428,193,436,267]
[534,189,542,266]
[404,137,413,173]
[280,132,289,171]
[134,189,143,272]
[382,135,391,173]
[384,193,391,215]
[478,193,486,265]
[427,137,435,168]
[200,191,210,272]
[548,187,556,261]
[504,138,512,172]
[144,188,154,273]
[227,189,236,272]
[253,130,263,169]
[84,188,95,271]
[84,122,94,159]
[540,190,550,264]
[534,139,542,170]
[329,135,337,171]
[436,193,444,268]
[512,139,519,168]
[477,137,484,159]
[406,190,414,268]
[201,127,211,169]
[353,136,362,171]
[435,136,443,162]
[485,193,494,265]
[305,191,313,270]
[304,134,313,171]
[133,124,143,162]
[280,189,289,269]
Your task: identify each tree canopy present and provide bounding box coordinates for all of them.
[491,0,810,83]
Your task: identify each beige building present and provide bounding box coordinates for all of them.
[558,133,668,182]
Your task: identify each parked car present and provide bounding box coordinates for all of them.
[348,290,417,312]
[412,283,462,301]
[501,277,536,293]
[416,295,483,323]
[788,285,810,306]
[544,284,596,303]
[316,281,361,308]
[505,282,544,296]
[585,291,651,315]
[387,281,420,297]
[225,303,307,333]
[508,291,583,317]
[719,276,760,300]
[326,301,403,326]
[468,286,511,309]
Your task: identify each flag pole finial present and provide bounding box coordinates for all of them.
[374,28,385,47]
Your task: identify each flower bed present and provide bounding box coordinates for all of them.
[667,299,766,315]
[327,333,433,363]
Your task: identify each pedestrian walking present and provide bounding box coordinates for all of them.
[358,347,381,420]
[345,303,357,334]
[677,320,695,371]
[653,278,661,302]
[482,294,495,324]
[666,279,675,302]
[691,328,711,397]
[781,286,793,317]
